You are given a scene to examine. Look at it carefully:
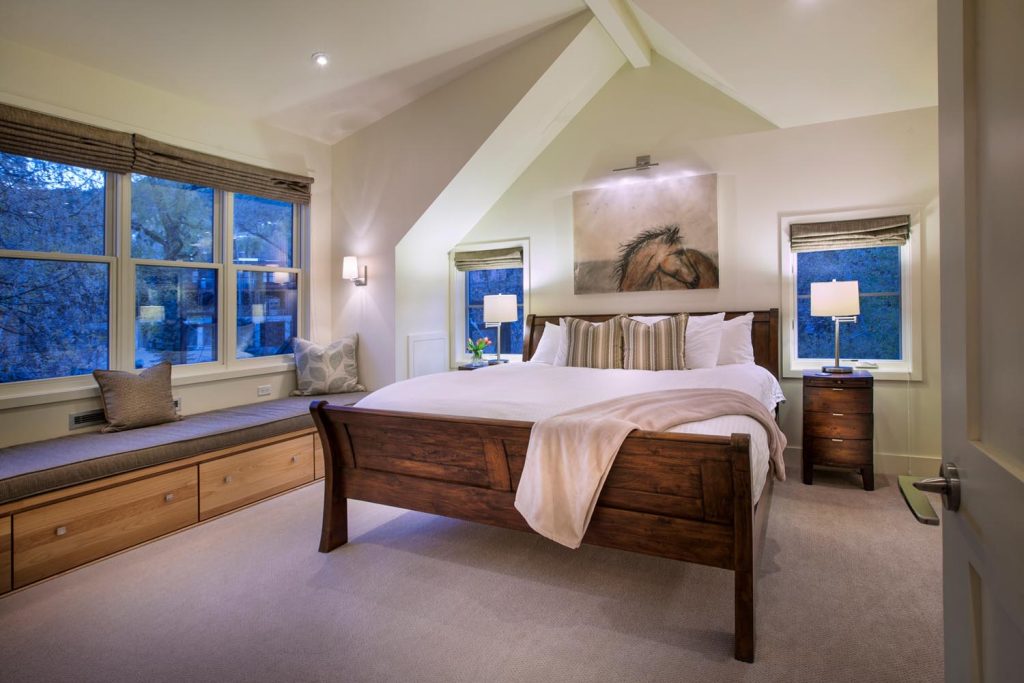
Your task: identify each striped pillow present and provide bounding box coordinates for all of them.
[564,316,624,369]
[621,314,689,370]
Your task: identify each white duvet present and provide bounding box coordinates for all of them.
[355,362,786,502]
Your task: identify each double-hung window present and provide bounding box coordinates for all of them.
[781,209,922,379]
[0,103,312,391]
[449,242,528,365]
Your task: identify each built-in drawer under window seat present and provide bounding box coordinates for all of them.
[0,392,367,593]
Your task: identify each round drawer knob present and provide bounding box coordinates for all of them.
[224,475,233,484]
[55,526,67,537]
[164,493,175,503]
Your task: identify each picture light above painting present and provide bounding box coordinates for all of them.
[572,174,720,294]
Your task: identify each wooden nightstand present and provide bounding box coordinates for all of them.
[802,370,874,490]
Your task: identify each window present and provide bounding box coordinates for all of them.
[0,155,307,387]
[0,152,112,383]
[780,209,922,380]
[465,269,524,355]
[449,242,528,365]
[796,247,902,360]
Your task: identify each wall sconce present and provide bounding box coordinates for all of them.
[342,256,367,286]
[613,154,659,172]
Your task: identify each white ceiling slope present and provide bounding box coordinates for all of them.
[0,0,583,144]
[0,0,936,142]
[628,0,937,128]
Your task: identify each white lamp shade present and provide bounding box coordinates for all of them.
[483,294,518,323]
[138,305,165,322]
[811,280,860,317]
[341,256,359,280]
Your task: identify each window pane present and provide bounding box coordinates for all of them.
[797,295,901,360]
[135,266,217,367]
[130,174,214,262]
[233,194,293,267]
[0,152,105,255]
[796,246,900,295]
[236,271,297,358]
[465,268,524,354]
[0,258,109,382]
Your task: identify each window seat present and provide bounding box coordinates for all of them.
[0,392,368,593]
[0,393,366,505]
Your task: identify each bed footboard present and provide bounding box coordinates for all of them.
[310,402,766,662]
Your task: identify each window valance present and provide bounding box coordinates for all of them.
[0,102,133,174]
[789,214,910,252]
[453,247,524,272]
[0,103,313,204]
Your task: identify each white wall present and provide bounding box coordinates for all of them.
[331,14,591,390]
[462,56,941,473]
[0,39,333,446]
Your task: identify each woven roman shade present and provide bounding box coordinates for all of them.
[790,215,910,252]
[452,247,523,272]
[0,103,133,174]
[132,135,313,204]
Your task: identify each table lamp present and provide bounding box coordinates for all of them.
[482,294,518,363]
[810,279,860,374]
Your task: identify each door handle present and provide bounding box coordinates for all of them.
[898,462,960,526]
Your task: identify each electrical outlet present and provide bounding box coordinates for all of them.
[257,384,272,397]
[173,396,182,413]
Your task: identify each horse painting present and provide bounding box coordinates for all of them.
[615,225,719,291]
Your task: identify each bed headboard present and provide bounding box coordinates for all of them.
[523,309,780,379]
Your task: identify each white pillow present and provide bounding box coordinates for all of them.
[629,315,669,325]
[554,319,570,366]
[717,313,755,365]
[530,322,562,363]
[684,312,726,369]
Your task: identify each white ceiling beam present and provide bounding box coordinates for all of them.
[584,0,651,68]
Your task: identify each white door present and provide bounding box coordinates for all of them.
[937,1,1024,681]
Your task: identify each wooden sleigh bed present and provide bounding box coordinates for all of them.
[310,309,780,662]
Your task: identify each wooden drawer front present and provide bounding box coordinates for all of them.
[805,376,872,389]
[804,386,872,414]
[804,411,872,439]
[200,435,314,520]
[314,434,324,480]
[805,437,873,467]
[1,516,10,594]
[13,468,197,588]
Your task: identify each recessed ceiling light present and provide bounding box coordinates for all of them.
[311,52,329,68]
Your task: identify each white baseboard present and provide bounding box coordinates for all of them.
[783,446,940,476]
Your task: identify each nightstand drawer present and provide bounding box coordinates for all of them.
[804,411,872,439]
[805,437,872,466]
[804,386,872,414]
[805,376,873,389]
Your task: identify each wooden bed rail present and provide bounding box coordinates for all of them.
[310,402,765,662]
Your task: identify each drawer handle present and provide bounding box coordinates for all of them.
[832,413,845,417]
[55,526,67,537]
[832,438,844,442]
[164,493,175,503]
[290,455,299,464]
[224,475,233,484]
[831,388,845,391]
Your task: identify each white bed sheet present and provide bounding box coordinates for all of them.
[355,363,786,502]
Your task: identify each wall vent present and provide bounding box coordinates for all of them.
[68,409,106,430]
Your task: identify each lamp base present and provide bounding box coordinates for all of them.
[821,365,854,374]
[488,358,509,365]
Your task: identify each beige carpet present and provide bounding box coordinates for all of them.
[0,467,943,682]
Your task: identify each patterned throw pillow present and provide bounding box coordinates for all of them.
[93,361,180,432]
[291,335,366,396]
[564,316,624,369]
[621,314,689,370]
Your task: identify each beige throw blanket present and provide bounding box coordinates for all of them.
[513,389,787,549]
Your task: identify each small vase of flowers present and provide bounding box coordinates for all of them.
[466,336,491,362]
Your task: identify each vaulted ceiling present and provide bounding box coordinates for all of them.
[0,0,936,143]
